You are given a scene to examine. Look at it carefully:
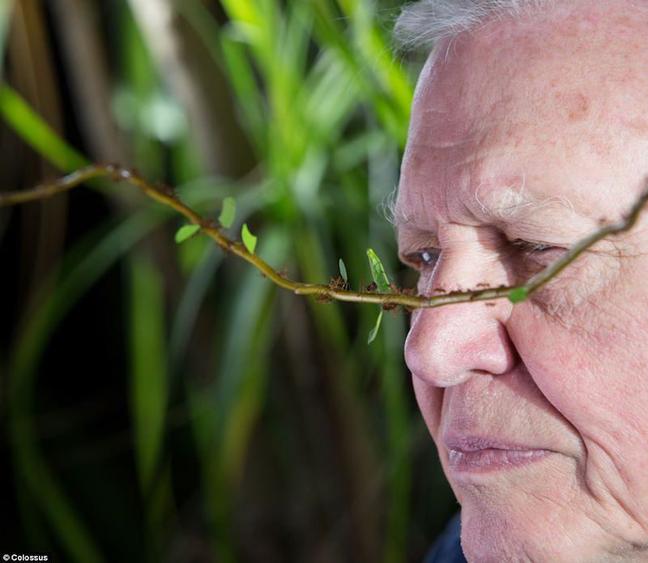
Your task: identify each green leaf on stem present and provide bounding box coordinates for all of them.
[338,258,348,283]
[508,287,528,303]
[218,196,236,228]
[175,224,200,244]
[368,310,383,344]
[242,223,257,254]
[366,248,390,292]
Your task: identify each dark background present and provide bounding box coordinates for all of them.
[0,1,457,561]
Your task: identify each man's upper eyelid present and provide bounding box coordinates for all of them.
[509,238,562,250]
[397,220,575,256]
[398,237,440,261]
[398,236,560,259]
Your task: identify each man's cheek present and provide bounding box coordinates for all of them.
[509,305,635,440]
[525,253,620,326]
[509,310,594,401]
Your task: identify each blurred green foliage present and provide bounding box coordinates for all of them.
[0,0,457,561]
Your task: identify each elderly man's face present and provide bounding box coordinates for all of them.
[396,3,648,561]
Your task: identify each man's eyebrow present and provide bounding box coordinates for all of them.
[387,186,576,230]
[387,201,413,229]
[381,186,404,227]
[474,189,577,226]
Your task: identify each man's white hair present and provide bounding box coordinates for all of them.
[393,0,554,52]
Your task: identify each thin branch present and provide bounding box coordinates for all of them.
[524,189,648,293]
[2,164,648,309]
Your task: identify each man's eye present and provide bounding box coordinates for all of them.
[403,248,441,270]
[510,238,563,262]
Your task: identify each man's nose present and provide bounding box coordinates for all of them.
[404,255,519,388]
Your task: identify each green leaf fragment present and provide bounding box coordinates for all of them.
[338,258,348,283]
[241,223,257,254]
[367,310,383,344]
[175,224,200,244]
[366,248,390,292]
[508,287,528,303]
[218,196,236,228]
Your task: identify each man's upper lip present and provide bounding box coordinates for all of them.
[443,434,546,452]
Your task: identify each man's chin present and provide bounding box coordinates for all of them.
[458,498,639,563]
[459,506,589,563]
[448,455,587,561]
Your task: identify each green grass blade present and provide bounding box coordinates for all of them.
[219,32,266,146]
[294,226,348,350]
[169,246,224,372]
[0,84,88,171]
[188,227,287,561]
[303,53,359,143]
[128,257,169,493]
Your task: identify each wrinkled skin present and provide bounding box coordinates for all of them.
[395,2,648,561]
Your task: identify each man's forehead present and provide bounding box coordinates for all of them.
[394,2,648,239]
[408,1,648,133]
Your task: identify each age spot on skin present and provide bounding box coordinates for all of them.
[556,91,590,122]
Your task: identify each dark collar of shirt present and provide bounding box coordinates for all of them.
[423,513,467,563]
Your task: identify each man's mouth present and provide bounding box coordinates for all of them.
[444,435,553,473]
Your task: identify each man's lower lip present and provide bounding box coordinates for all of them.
[447,448,552,473]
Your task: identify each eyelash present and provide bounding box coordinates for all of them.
[404,239,560,271]
[509,238,557,255]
